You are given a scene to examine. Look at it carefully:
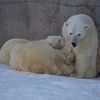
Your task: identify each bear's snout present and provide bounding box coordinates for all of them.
[71,42,77,47]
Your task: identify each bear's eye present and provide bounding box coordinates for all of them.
[78,34,81,36]
[66,23,68,26]
[70,33,72,35]
[58,40,61,42]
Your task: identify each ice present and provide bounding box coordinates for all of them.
[0,64,100,100]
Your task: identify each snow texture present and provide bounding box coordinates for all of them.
[0,63,100,100]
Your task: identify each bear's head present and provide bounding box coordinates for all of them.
[62,21,90,47]
[44,36,65,49]
[63,51,75,64]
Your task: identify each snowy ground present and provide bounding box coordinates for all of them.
[0,64,100,100]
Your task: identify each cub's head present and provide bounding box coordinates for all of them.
[63,51,75,64]
[62,21,90,47]
[44,36,65,49]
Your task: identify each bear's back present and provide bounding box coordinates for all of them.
[11,41,56,62]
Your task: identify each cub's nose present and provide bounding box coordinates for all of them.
[71,42,77,47]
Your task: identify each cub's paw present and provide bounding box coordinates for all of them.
[70,74,84,78]
[56,69,61,75]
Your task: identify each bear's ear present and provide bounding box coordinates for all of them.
[85,24,90,30]
[64,22,68,26]
[62,51,68,56]
[67,56,72,61]
[47,36,52,39]
[43,39,47,43]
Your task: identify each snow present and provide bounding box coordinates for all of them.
[0,63,100,100]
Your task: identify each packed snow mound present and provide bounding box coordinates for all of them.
[0,63,100,100]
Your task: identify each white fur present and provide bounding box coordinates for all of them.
[0,36,65,65]
[0,39,30,64]
[43,36,65,49]
[62,14,98,78]
[9,41,74,75]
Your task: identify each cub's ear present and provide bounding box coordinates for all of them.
[62,51,68,56]
[43,39,47,43]
[64,22,68,26]
[85,24,90,30]
[67,56,72,61]
[47,36,52,39]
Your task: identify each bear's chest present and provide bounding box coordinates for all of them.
[72,45,86,55]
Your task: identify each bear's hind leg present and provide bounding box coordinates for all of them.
[85,67,98,78]
[45,61,61,75]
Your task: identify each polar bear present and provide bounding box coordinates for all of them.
[0,36,65,65]
[9,41,75,75]
[62,14,98,78]
[0,39,30,65]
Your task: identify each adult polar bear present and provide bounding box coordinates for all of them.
[62,14,98,78]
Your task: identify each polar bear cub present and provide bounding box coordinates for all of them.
[43,36,65,49]
[9,41,75,75]
[0,39,30,65]
[62,14,98,78]
[0,36,65,65]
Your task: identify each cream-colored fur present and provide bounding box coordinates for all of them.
[43,36,65,49]
[62,14,98,78]
[9,42,60,75]
[0,39,30,64]
[0,36,65,65]
[55,50,75,75]
[9,41,75,75]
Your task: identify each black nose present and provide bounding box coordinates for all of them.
[71,42,77,47]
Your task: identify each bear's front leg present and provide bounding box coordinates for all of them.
[69,55,90,78]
